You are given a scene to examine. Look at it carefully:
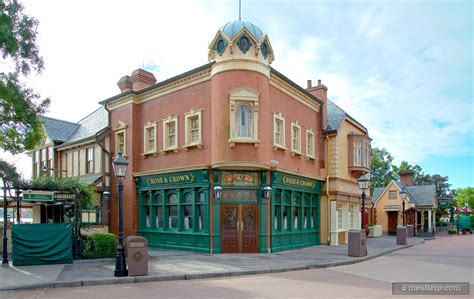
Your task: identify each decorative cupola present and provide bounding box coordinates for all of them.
[208,20,274,77]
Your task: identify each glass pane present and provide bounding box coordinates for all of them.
[155,206,163,229]
[145,195,151,205]
[312,208,317,228]
[198,204,205,230]
[283,206,289,230]
[168,206,178,229]
[156,193,163,204]
[198,192,205,204]
[293,207,299,229]
[274,191,281,204]
[221,189,258,202]
[144,207,150,228]
[169,194,178,204]
[274,205,280,231]
[304,195,310,206]
[304,208,309,229]
[184,192,193,204]
[283,193,291,205]
[183,205,193,230]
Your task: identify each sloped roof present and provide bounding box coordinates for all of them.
[372,187,384,203]
[326,100,367,133]
[64,107,108,144]
[41,117,79,142]
[372,180,436,207]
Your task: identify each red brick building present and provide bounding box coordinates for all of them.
[101,20,328,253]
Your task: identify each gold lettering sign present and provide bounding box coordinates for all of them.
[282,175,315,189]
[147,173,195,186]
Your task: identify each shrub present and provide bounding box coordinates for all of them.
[448,229,457,234]
[81,233,117,259]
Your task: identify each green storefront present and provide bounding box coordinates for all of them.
[136,169,322,254]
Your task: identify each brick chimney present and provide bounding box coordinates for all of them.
[398,170,414,186]
[117,75,133,93]
[130,69,157,91]
[306,79,328,130]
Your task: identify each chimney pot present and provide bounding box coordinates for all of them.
[307,80,312,88]
[318,79,322,86]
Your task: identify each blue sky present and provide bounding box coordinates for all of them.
[1,0,472,189]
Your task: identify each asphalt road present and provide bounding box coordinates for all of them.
[2,233,472,299]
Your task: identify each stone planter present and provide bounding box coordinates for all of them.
[368,225,382,237]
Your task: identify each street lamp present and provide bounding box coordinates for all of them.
[112,152,129,277]
[400,187,406,226]
[213,184,223,201]
[262,185,272,200]
[1,179,8,266]
[357,173,370,230]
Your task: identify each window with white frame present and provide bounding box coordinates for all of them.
[34,150,40,178]
[116,131,125,154]
[229,88,259,146]
[290,122,302,154]
[362,141,370,167]
[349,204,355,228]
[143,122,157,154]
[86,147,94,174]
[184,109,202,147]
[353,141,362,166]
[273,112,285,149]
[337,203,343,230]
[163,116,178,151]
[306,129,315,159]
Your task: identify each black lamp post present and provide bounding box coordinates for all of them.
[2,179,8,266]
[357,173,370,230]
[399,187,406,226]
[112,152,129,277]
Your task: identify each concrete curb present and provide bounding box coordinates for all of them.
[0,240,424,292]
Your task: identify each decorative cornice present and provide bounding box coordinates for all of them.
[270,72,321,112]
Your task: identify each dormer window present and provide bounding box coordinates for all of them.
[237,34,252,53]
[261,42,269,59]
[216,36,227,56]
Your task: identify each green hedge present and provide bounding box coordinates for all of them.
[81,233,117,259]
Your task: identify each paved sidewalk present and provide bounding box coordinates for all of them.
[0,236,424,291]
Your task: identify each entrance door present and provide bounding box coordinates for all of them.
[387,211,398,234]
[221,204,258,253]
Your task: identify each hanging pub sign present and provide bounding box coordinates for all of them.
[221,171,259,187]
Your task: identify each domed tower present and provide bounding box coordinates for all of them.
[209,20,274,165]
[208,20,274,77]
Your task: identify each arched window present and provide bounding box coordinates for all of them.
[235,104,253,138]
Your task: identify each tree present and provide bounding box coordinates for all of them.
[454,187,474,208]
[0,0,49,154]
[370,147,396,194]
[392,160,431,185]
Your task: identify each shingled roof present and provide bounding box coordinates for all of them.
[372,181,436,207]
[63,107,108,144]
[326,100,367,133]
[41,117,79,143]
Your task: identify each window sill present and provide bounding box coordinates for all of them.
[272,144,287,152]
[161,147,179,155]
[182,143,203,151]
[141,151,158,158]
[305,155,316,161]
[290,150,303,157]
[229,138,260,148]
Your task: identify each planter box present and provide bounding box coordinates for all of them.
[368,225,382,237]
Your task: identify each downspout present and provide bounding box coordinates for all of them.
[326,135,331,244]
